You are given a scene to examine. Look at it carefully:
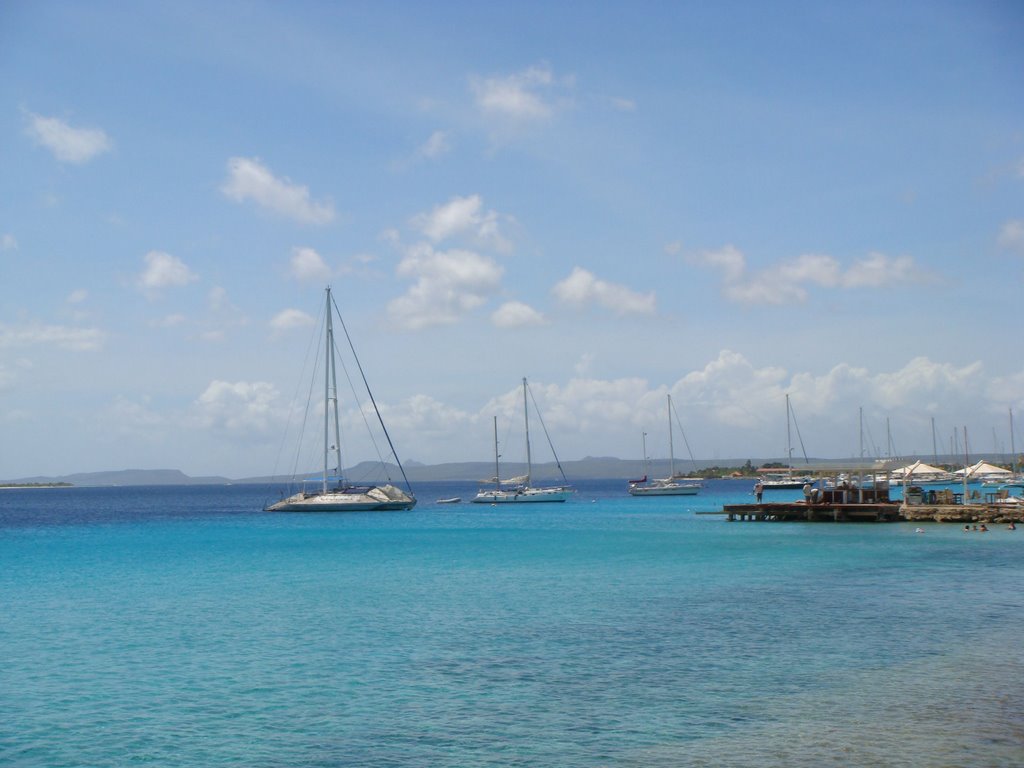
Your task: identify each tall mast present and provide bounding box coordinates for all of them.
[493,416,500,491]
[642,431,648,478]
[323,286,344,493]
[963,426,970,499]
[668,394,676,478]
[931,417,938,466]
[323,287,331,493]
[786,393,793,469]
[1011,408,1017,477]
[522,377,532,485]
[859,406,864,460]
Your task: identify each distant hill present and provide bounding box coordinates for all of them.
[6,469,232,487]
[9,453,1001,487]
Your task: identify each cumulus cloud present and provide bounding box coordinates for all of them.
[0,322,104,351]
[998,220,1024,254]
[552,267,656,315]
[492,301,545,328]
[470,65,572,123]
[193,380,282,436]
[269,308,315,333]
[289,246,332,281]
[370,348,1024,465]
[25,112,112,164]
[666,351,992,454]
[411,194,511,251]
[137,251,198,295]
[374,393,473,436]
[222,157,334,224]
[417,130,451,159]
[388,243,504,330]
[690,246,927,305]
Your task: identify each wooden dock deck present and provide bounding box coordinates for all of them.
[706,501,1024,523]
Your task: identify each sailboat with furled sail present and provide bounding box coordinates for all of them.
[472,378,574,503]
[266,286,416,512]
[628,394,702,496]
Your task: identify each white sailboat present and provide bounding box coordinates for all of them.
[472,378,573,504]
[629,394,702,496]
[266,287,416,512]
[758,393,813,490]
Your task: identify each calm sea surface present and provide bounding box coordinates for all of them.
[1,479,1021,767]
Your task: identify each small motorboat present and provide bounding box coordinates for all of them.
[435,497,462,504]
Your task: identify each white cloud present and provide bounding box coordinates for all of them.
[411,194,511,251]
[1,234,17,251]
[842,252,916,288]
[552,267,656,315]
[193,380,283,436]
[695,244,746,282]
[417,130,451,159]
[66,289,88,304]
[137,251,198,293]
[375,394,473,436]
[491,301,545,328]
[289,246,332,281]
[269,308,316,333]
[998,220,1024,253]
[221,157,334,224]
[470,65,572,123]
[25,112,112,164]
[154,313,187,328]
[0,322,104,351]
[388,243,504,330]
[691,246,928,306]
[505,353,1010,460]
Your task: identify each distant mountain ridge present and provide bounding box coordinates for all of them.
[6,469,232,486]
[7,459,704,486]
[7,453,1009,486]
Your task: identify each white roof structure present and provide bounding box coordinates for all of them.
[952,460,1012,478]
[892,461,948,478]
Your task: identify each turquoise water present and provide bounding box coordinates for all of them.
[1,480,1021,767]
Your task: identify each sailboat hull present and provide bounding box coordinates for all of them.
[628,482,700,496]
[266,484,416,512]
[471,487,572,503]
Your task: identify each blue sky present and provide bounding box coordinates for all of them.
[2,1,1023,479]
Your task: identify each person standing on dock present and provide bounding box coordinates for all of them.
[754,481,763,504]
[803,483,812,505]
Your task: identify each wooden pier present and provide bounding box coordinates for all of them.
[707,501,1023,524]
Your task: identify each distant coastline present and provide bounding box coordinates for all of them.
[0,482,73,489]
[4,453,1020,487]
